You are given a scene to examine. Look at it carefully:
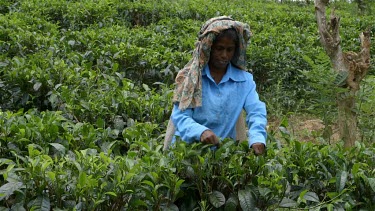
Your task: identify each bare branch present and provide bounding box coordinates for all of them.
[345,30,371,90]
[315,0,345,71]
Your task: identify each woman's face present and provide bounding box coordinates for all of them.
[208,36,236,72]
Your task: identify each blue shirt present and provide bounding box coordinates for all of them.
[171,63,267,147]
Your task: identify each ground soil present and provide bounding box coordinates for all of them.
[268,114,340,144]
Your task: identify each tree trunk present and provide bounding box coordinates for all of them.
[337,92,357,148]
[314,0,371,148]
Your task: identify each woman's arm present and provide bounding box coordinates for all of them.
[171,103,210,144]
[243,78,268,148]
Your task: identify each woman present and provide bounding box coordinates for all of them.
[165,16,267,155]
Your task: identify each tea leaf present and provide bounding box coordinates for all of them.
[336,171,348,192]
[49,143,66,154]
[224,195,238,211]
[0,182,23,200]
[209,190,225,208]
[163,203,179,211]
[30,195,51,211]
[0,62,8,67]
[279,198,297,208]
[68,40,75,46]
[33,82,42,91]
[304,192,319,203]
[10,203,26,211]
[334,71,349,86]
[142,84,150,91]
[142,180,154,188]
[351,163,361,175]
[368,178,375,192]
[238,189,255,210]
[78,172,87,188]
[105,192,117,197]
[96,118,105,128]
[174,179,185,195]
[130,199,147,208]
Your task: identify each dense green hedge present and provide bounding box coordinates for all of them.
[0,109,374,210]
[1,0,374,210]
[1,0,374,113]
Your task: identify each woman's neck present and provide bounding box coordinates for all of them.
[209,64,228,84]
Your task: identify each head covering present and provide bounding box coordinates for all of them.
[172,16,252,110]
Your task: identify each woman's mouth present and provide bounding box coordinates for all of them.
[218,61,228,65]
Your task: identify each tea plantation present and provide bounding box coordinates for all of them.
[0,0,374,210]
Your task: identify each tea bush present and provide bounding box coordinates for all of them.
[1,116,374,210]
[1,0,374,210]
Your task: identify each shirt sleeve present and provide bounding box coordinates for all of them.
[171,103,209,144]
[243,78,268,147]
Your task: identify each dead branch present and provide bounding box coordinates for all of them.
[314,0,371,90]
[344,30,371,90]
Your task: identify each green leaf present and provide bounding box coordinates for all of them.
[327,203,334,211]
[298,189,308,203]
[49,143,66,154]
[100,141,117,154]
[29,195,50,211]
[209,191,225,208]
[163,203,179,211]
[137,141,150,151]
[11,203,26,211]
[224,195,238,211]
[368,178,375,192]
[68,40,75,46]
[130,199,147,208]
[142,84,150,91]
[280,116,289,127]
[238,189,255,210]
[105,192,117,197]
[96,118,105,128]
[78,172,87,188]
[0,62,8,67]
[33,82,42,91]
[334,71,349,86]
[174,179,185,195]
[0,182,23,200]
[123,173,135,183]
[294,141,302,154]
[142,180,154,188]
[279,198,297,208]
[94,199,105,206]
[351,163,361,175]
[336,171,347,192]
[327,192,338,199]
[258,187,272,197]
[46,171,56,181]
[279,126,290,136]
[304,192,320,203]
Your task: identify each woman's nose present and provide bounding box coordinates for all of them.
[221,50,229,59]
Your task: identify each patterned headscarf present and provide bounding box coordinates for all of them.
[173,16,252,110]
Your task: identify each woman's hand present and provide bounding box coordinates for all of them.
[252,143,265,155]
[200,130,220,146]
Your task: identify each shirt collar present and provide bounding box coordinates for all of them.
[202,63,246,83]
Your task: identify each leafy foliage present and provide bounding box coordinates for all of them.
[1,0,374,210]
[1,123,374,210]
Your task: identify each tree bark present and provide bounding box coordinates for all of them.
[314,0,371,148]
[337,92,357,148]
